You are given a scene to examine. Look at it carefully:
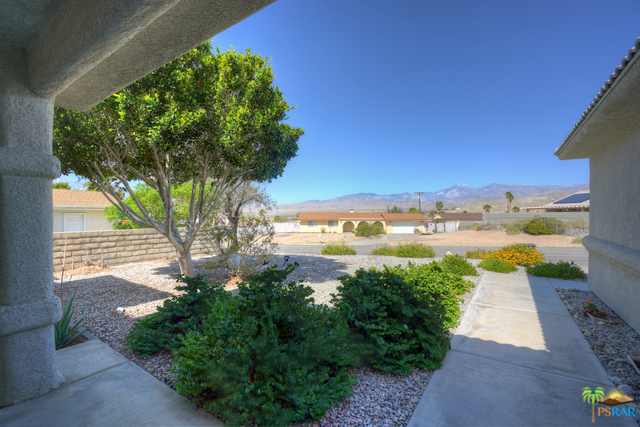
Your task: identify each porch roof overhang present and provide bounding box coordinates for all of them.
[2,0,275,111]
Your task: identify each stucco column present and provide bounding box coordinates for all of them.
[0,44,62,408]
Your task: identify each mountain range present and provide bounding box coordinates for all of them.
[273,183,590,215]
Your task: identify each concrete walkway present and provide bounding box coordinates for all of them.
[408,272,636,426]
[0,339,223,427]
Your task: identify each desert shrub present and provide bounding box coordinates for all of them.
[526,261,586,280]
[394,242,435,258]
[171,265,360,427]
[465,248,494,259]
[572,236,584,244]
[371,244,396,256]
[355,222,384,237]
[490,244,545,266]
[371,222,384,235]
[478,257,518,273]
[475,224,482,231]
[440,254,478,276]
[331,266,450,374]
[524,217,565,235]
[505,218,529,235]
[126,274,228,357]
[321,242,357,255]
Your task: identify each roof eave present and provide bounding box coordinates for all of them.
[556,39,640,160]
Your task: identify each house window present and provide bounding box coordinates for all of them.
[328,221,338,228]
[308,221,317,227]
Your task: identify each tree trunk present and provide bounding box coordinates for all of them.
[176,248,194,277]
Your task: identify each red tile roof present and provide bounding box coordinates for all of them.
[52,189,115,208]
[381,213,429,221]
[298,212,385,221]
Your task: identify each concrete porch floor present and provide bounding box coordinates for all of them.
[0,339,223,426]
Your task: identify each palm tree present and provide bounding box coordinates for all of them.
[259,209,266,223]
[582,387,605,423]
[483,204,491,213]
[83,181,99,191]
[505,192,514,213]
[512,206,520,213]
[435,201,444,213]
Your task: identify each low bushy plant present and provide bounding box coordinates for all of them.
[491,244,545,266]
[478,257,518,273]
[126,274,228,357]
[526,261,586,280]
[572,236,584,244]
[171,265,360,427]
[524,216,565,235]
[394,242,435,258]
[371,244,396,256]
[440,254,478,276]
[331,266,450,374]
[505,218,529,235]
[354,222,384,237]
[465,248,494,259]
[321,242,357,255]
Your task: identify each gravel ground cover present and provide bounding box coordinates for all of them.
[555,288,640,425]
[54,254,480,426]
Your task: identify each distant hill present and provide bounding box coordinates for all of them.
[273,183,589,216]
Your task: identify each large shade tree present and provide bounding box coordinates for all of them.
[54,42,303,275]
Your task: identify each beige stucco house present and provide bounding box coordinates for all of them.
[298,212,430,234]
[52,189,113,232]
[555,37,640,334]
[0,0,274,409]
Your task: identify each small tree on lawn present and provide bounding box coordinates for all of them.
[54,42,303,276]
[483,204,491,213]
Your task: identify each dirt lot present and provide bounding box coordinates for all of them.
[390,230,582,247]
[273,230,583,247]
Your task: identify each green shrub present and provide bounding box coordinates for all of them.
[321,242,357,255]
[331,266,450,374]
[572,236,584,244]
[171,265,360,427]
[371,244,396,256]
[505,218,529,235]
[440,254,478,276]
[55,292,93,349]
[371,222,384,235]
[355,222,384,237]
[126,274,228,357]
[478,257,518,273]
[465,248,494,259]
[524,216,565,235]
[526,261,586,280]
[394,242,435,258]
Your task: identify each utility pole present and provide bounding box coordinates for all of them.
[385,204,391,213]
[415,192,425,214]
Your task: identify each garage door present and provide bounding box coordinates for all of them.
[392,221,420,234]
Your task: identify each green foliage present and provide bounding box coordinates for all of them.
[465,248,494,259]
[371,244,396,256]
[331,266,450,374]
[435,201,444,212]
[505,218,529,235]
[440,254,478,276]
[512,206,520,213]
[126,275,228,357]
[55,292,93,349]
[524,216,565,235]
[483,204,491,213]
[408,207,421,214]
[171,265,359,426]
[394,242,435,258]
[572,236,584,244]
[389,205,404,213]
[354,222,384,237]
[526,261,586,280]
[320,242,357,255]
[52,182,71,189]
[428,210,437,217]
[478,257,518,273]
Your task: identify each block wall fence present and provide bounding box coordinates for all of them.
[53,228,207,271]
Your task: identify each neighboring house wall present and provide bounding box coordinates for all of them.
[52,228,207,271]
[53,209,112,232]
[482,212,589,225]
[584,122,640,334]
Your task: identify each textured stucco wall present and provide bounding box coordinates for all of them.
[53,228,207,271]
[53,209,112,232]
[584,121,640,333]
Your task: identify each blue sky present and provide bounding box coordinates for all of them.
[59,0,640,205]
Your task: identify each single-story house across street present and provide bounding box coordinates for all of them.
[52,189,114,232]
[298,212,432,234]
[555,37,640,334]
[521,191,590,212]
